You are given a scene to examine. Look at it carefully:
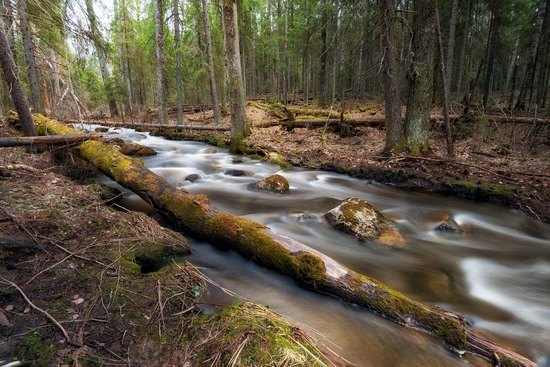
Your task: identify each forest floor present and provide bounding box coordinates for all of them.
[146,99,549,225]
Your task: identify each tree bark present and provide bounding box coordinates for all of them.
[202,0,221,126]
[174,0,184,126]
[380,0,403,153]
[435,6,453,158]
[222,0,249,152]
[405,0,436,154]
[32,115,539,367]
[154,0,167,125]
[18,0,44,114]
[0,16,36,136]
[515,0,545,110]
[445,0,459,92]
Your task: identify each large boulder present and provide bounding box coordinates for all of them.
[247,174,290,194]
[324,197,404,246]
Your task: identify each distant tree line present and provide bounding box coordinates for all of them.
[1,0,549,152]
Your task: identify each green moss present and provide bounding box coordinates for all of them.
[346,273,468,351]
[188,302,327,366]
[293,252,327,288]
[132,237,190,271]
[17,332,55,367]
[445,180,517,198]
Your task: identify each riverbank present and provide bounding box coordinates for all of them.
[0,121,344,366]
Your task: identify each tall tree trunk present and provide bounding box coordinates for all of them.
[51,49,61,107]
[536,0,550,108]
[482,4,502,110]
[85,0,119,117]
[174,0,184,126]
[455,0,472,94]
[222,0,248,152]
[0,16,36,135]
[154,0,167,125]
[380,0,403,153]
[202,0,221,125]
[405,0,436,154]
[18,0,44,114]
[435,6,453,157]
[319,0,328,106]
[515,0,545,110]
[445,0,458,92]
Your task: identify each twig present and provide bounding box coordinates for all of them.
[0,277,82,347]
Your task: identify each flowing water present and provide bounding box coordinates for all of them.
[91,125,550,367]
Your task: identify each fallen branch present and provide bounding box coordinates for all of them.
[33,114,538,367]
[0,276,81,347]
[0,134,103,147]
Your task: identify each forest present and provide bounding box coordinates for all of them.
[1,0,550,366]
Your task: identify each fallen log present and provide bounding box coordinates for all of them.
[63,120,230,132]
[0,133,103,147]
[258,114,550,129]
[32,114,538,367]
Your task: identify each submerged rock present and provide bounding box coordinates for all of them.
[184,173,203,183]
[247,174,290,194]
[95,127,109,132]
[434,219,462,233]
[324,197,404,246]
[223,169,253,177]
[118,143,157,156]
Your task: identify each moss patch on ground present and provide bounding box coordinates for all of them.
[188,302,328,367]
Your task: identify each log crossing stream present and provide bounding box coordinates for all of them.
[92,125,550,367]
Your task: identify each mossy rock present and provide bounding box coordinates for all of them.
[264,152,291,168]
[324,197,404,246]
[118,143,157,156]
[247,174,290,194]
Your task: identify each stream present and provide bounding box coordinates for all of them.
[90,125,550,367]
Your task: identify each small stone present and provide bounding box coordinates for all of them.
[72,298,84,305]
[4,305,14,312]
[23,307,30,314]
[72,314,79,320]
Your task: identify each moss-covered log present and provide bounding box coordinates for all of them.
[0,134,103,147]
[33,114,538,367]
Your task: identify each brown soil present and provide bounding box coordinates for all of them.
[146,101,549,224]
